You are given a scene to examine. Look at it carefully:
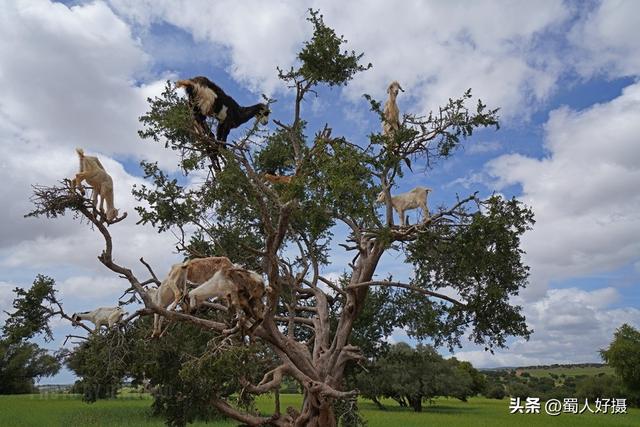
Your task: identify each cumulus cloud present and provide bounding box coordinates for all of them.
[485,82,640,299]
[0,1,186,279]
[568,0,640,78]
[0,0,176,169]
[106,0,570,119]
[108,0,308,95]
[454,287,640,367]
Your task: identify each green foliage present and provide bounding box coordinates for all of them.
[254,126,300,175]
[137,82,203,173]
[601,324,640,393]
[65,330,131,402]
[484,384,506,399]
[456,360,487,396]
[576,375,625,402]
[132,162,200,233]
[349,286,399,358]
[507,382,533,400]
[2,275,58,343]
[65,316,275,426]
[403,195,534,350]
[295,9,371,86]
[0,339,60,394]
[356,343,476,412]
[431,92,500,158]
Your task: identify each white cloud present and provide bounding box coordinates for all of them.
[0,283,19,325]
[568,0,640,78]
[0,0,176,170]
[107,0,571,119]
[108,0,308,95]
[0,1,187,292]
[485,81,640,299]
[454,287,640,368]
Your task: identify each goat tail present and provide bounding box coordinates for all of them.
[76,147,85,158]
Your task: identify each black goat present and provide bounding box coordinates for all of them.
[176,76,270,142]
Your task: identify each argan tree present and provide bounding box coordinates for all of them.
[27,11,533,427]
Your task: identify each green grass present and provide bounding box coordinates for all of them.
[0,394,638,426]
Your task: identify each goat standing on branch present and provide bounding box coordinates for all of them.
[151,256,245,337]
[377,186,431,227]
[151,261,189,337]
[176,76,270,155]
[71,148,119,221]
[71,306,127,333]
[383,81,404,136]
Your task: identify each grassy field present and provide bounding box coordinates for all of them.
[0,393,638,426]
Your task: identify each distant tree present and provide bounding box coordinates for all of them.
[507,382,533,400]
[0,339,60,394]
[356,343,475,412]
[601,324,640,394]
[0,276,63,394]
[484,384,506,399]
[600,323,640,406]
[576,375,624,402]
[456,360,487,396]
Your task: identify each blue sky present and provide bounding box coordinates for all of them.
[0,0,638,384]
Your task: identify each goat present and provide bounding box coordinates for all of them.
[184,256,235,285]
[150,257,235,337]
[176,76,270,143]
[150,262,189,337]
[376,186,431,227]
[383,81,404,137]
[263,173,293,185]
[71,148,119,221]
[71,306,127,332]
[188,267,267,333]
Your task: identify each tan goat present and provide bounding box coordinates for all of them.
[150,262,189,337]
[383,81,404,136]
[263,173,293,185]
[72,148,119,221]
[150,257,234,337]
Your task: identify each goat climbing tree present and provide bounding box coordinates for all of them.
[27,10,533,427]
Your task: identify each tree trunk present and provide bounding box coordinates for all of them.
[393,395,407,407]
[409,396,422,412]
[372,396,386,410]
[295,392,336,427]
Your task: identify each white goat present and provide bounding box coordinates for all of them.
[150,257,236,337]
[383,81,404,136]
[72,148,119,221]
[71,306,127,332]
[188,267,267,324]
[376,186,431,227]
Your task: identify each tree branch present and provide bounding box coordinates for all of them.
[347,280,466,307]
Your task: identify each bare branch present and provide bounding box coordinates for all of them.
[347,280,465,307]
[139,257,161,286]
